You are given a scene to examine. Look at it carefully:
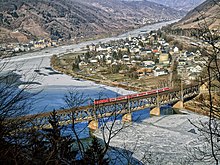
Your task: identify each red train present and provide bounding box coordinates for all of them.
[94,87,170,105]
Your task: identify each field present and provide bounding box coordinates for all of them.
[51,52,170,92]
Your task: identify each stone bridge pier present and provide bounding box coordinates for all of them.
[173,100,184,109]
[122,113,132,122]
[88,119,99,131]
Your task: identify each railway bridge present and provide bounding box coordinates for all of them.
[21,84,200,130]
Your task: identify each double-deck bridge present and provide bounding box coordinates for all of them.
[20,84,200,130]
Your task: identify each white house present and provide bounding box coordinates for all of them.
[189,65,202,73]
[95,54,104,60]
[146,49,152,54]
[106,54,113,64]
[178,59,187,66]
[89,44,96,51]
[123,55,130,61]
[90,59,98,63]
[158,39,165,45]
[96,46,107,52]
[79,61,88,67]
[173,47,179,53]
[153,69,168,77]
[142,60,155,67]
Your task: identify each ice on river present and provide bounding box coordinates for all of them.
[95,112,211,165]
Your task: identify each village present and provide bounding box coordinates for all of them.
[0,38,60,57]
[52,31,206,91]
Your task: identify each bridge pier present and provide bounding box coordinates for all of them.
[122,113,132,122]
[88,120,99,131]
[173,100,184,109]
[150,107,160,116]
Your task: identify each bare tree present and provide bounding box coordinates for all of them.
[184,1,220,164]
[62,89,145,164]
[0,59,41,163]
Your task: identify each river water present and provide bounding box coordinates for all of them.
[1,20,178,116]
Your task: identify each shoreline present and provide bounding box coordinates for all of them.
[50,57,209,117]
[50,61,142,93]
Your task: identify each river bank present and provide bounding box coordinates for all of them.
[50,59,142,93]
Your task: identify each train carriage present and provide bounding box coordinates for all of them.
[94,87,170,105]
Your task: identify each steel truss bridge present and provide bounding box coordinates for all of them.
[19,84,200,130]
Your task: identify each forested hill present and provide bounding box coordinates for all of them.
[0,0,184,43]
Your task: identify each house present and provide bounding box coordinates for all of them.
[159,53,169,64]
[173,47,179,53]
[131,60,137,65]
[153,69,168,77]
[163,43,169,47]
[51,41,57,47]
[158,39,165,45]
[142,60,155,67]
[95,54,104,60]
[90,58,98,63]
[106,54,113,64]
[184,51,191,57]
[141,36,146,41]
[111,61,118,66]
[146,49,152,54]
[135,55,141,59]
[193,56,207,65]
[125,43,130,47]
[137,68,147,76]
[133,47,140,53]
[96,45,107,52]
[152,48,159,54]
[120,47,128,52]
[186,54,194,61]
[79,61,88,67]
[34,42,46,49]
[189,65,202,73]
[178,58,187,66]
[123,55,130,61]
[107,47,112,53]
[14,47,20,52]
[89,44,96,51]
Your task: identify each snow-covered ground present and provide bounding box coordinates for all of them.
[1,53,134,113]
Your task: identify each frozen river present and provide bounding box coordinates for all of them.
[1,20,178,114]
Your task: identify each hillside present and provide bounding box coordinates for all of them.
[0,0,184,44]
[145,0,205,11]
[171,0,220,30]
